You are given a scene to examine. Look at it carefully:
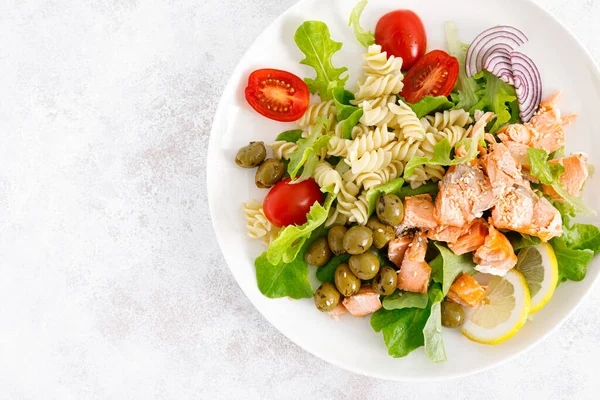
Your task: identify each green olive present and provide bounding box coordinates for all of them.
[255,158,285,188]
[314,282,341,312]
[328,226,348,256]
[342,226,373,255]
[334,263,361,297]
[441,301,466,328]
[372,266,398,296]
[366,216,395,249]
[304,237,332,267]
[235,141,266,168]
[376,194,405,226]
[349,252,380,280]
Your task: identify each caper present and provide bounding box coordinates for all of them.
[255,158,285,188]
[328,226,348,256]
[372,266,398,296]
[235,141,266,168]
[441,301,466,328]
[349,252,380,280]
[342,226,373,255]
[366,216,395,249]
[376,194,405,226]
[314,282,340,312]
[304,237,332,267]
[334,263,361,297]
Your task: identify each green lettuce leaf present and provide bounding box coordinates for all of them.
[506,232,542,251]
[266,193,336,265]
[365,178,405,215]
[276,129,304,143]
[316,254,351,283]
[332,88,363,139]
[528,148,596,215]
[562,223,600,255]
[398,181,439,199]
[408,96,455,119]
[423,284,446,363]
[348,0,375,47]
[445,21,480,111]
[288,122,331,181]
[382,290,428,310]
[430,242,476,296]
[370,304,431,358]
[550,237,594,283]
[470,70,520,133]
[294,21,349,100]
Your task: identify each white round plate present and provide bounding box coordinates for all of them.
[207,0,600,381]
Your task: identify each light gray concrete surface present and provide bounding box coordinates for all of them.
[1,0,599,398]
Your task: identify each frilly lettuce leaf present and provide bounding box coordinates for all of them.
[276,129,304,143]
[423,284,446,363]
[332,88,363,139]
[288,121,331,182]
[446,21,480,111]
[294,21,348,100]
[349,0,375,47]
[430,242,476,296]
[407,96,455,119]
[382,290,428,310]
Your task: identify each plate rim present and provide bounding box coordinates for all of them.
[206,0,600,381]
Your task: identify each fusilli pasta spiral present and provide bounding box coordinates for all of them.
[389,101,426,141]
[297,100,337,128]
[242,200,278,242]
[347,125,395,160]
[314,161,343,194]
[354,74,405,101]
[425,109,472,130]
[347,147,393,175]
[269,141,298,160]
[354,160,404,191]
[383,138,424,162]
[336,180,360,218]
[362,45,404,76]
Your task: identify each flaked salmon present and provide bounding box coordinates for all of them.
[447,273,486,308]
[342,286,382,317]
[481,139,525,200]
[448,218,489,255]
[474,225,518,276]
[542,153,589,202]
[397,232,432,294]
[434,164,494,227]
[396,194,437,232]
[328,303,347,320]
[388,231,414,268]
[427,224,469,243]
[497,91,576,154]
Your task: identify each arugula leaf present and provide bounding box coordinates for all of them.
[266,193,336,265]
[528,148,596,215]
[294,21,349,100]
[423,284,446,363]
[365,178,405,215]
[316,254,351,283]
[506,232,542,251]
[563,223,600,255]
[445,21,480,111]
[276,129,304,143]
[430,243,476,296]
[382,290,428,310]
[408,96,455,119]
[550,237,594,283]
[288,122,331,181]
[332,88,363,139]
[470,70,520,132]
[370,305,431,358]
[348,0,375,47]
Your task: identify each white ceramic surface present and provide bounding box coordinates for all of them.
[208,0,600,381]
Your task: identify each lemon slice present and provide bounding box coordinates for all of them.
[515,243,558,313]
[461,269,531,345]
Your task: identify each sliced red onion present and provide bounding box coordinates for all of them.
[510,51,542,122]
[484,51,514,84]
[466,26,529,77]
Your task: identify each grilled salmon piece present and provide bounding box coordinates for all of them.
[473,225,518,276]
[427,224,469,243]
[542,153,589,202]
[388,231,414,268]
[342,286,382,317]
[448,218,489,255]
[481,140,524,200]
[328,303,347,320]
[434,164,494,227]
[447,273,486,308]
[397,232,431,294]
[396,194,437,232]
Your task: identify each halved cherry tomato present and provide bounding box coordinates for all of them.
[400,50,459,103]
[263,178,323,228]
[375,10,427,71]
[244,69,310,122]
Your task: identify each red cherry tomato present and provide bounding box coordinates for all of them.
[263,178,323,228]
[375,10,427,71]
[400,50,459,103]
[244,69,310,122]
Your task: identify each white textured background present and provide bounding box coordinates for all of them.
[1,0,599,398]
